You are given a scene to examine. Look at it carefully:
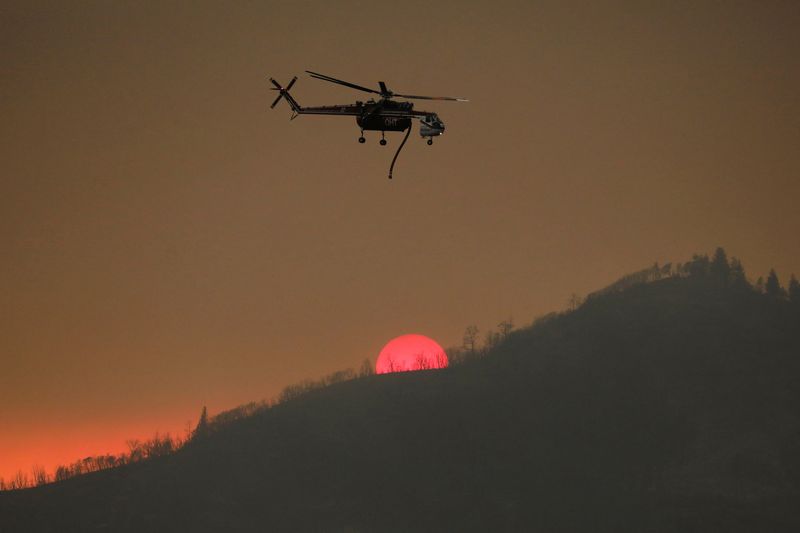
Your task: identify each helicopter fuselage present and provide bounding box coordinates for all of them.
[355,100,414,132]
[274,90,444,137]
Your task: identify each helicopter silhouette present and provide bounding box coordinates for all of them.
[269,71,467,179]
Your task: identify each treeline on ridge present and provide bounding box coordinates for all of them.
[2,247,798,491]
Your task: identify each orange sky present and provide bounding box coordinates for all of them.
[2,0,799,480]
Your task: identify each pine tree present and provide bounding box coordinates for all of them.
[710,247,730,285]
[193,406,210,440]
[755,276,765,293]
[788,274,800,305]
[765,269,785,299]
[729,257,747,287]
[686,254,710,278]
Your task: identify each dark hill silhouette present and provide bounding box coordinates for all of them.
[2,263,800,532]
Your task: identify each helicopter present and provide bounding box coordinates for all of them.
[269,71,467,179]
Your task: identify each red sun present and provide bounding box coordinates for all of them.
[376,334,449,374]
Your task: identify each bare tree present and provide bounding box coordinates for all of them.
[141,432,176,458]
[54,465,70,482]
[32,465,49,486]
[10,470,29,490]
[484,330,500,352]
[323,368,355,385]
[414,352,431,370]
[358,357,374,377]
[462,325,479,354]
[498,318,514,339]
[126,439,144,462]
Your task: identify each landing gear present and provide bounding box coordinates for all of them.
[380,131,387,146]
[427,138,433,146]
[358,136,365,144]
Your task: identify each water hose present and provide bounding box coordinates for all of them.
[388,126,412,179]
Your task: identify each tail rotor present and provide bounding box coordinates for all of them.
[269,76,297,109]
[269,76,299,111]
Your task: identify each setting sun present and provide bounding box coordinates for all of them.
[375,334,448,374]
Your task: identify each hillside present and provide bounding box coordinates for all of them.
[2,269,800,532]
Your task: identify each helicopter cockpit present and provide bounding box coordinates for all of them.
[419,113,445,141]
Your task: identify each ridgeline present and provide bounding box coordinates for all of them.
[2,251,800,532]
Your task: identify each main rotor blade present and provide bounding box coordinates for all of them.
[392,93,469,102]
[269,77,282,89]
[306,70,381,95]
[270,93,283,109]
[285,76,297,91]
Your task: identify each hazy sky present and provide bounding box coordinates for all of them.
[2,0,799,479]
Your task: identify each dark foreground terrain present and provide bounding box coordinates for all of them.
[2,273,800,532]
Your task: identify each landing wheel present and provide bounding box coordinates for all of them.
[380,139,387,146]
[358,136,365,144]
[427,138,433,146]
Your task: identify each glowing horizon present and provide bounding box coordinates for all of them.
[0,413,193,483]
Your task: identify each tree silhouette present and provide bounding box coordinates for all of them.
[414,352,431,370]
[462,325,479,354]
[358,358,374,377]
[193,406,210,440]
[484,330,500,351]
[10,470,28,490]
[729,257,747,287]
[32,465,48,486]
[755,276,765,293]
[498,318,515,338]
[685,254,710,278]
[765,269,785,299]
[788,274,800,305]
[710,247,730,285]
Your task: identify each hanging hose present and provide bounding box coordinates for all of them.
[388,126,412,179]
